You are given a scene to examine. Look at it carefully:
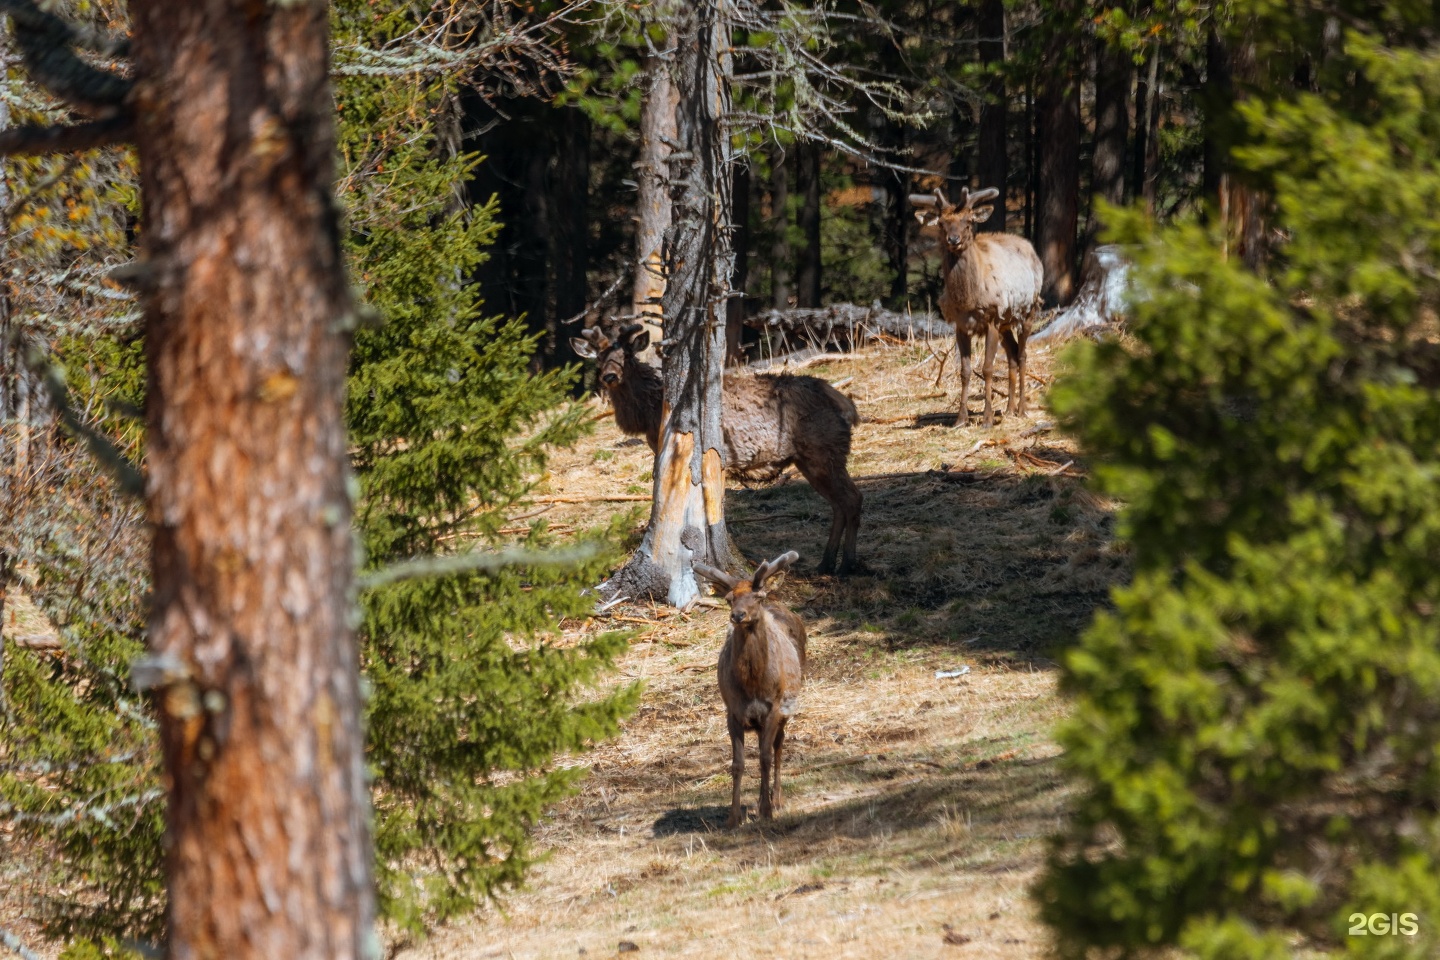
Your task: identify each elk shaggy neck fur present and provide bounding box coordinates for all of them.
[939,234,1044,339]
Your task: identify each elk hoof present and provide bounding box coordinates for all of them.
[727,806,745,829]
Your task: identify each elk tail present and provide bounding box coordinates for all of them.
[821,380,860,426]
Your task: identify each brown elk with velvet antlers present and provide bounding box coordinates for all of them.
[911,186,1044,428]
[694,551,807,827]
[573,323,863,575]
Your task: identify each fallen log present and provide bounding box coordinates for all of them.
[1032,244,1134,343]
[744,303,950,354]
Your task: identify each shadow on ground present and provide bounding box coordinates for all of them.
[727,465,1123,660]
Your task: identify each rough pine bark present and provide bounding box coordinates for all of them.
[796,141,822,308]
[1036,44,1081,305]
[633,50,678,356]
[607,0,739,607]
[976,0,1007,232]
[129,2,374,956]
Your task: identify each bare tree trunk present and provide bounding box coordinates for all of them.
[608,0,739,607]
[727,156,751,364]
[129,2,374,955]
[769,140,790,308]
[976,0,1007,232]
[1037,46,1081,304]
[1088,39,1129,241]
[795,141,822,308]
[634,50,678,357]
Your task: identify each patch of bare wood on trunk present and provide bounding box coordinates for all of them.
[654,430,697,534]
[702,447,724,525]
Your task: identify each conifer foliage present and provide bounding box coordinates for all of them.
[336,1,638,934]
[1037,6,1440,958]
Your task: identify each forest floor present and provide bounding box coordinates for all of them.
[394,336,1127,960]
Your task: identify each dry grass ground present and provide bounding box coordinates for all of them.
[397,338,1126,959]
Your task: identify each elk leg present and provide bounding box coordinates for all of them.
[982,324,999,428]
[1001,328,1022,417]
[772,719,788,813]
[1015,325,1030,417]
[955,332,973,427]
[727,713,746,828]
[837,468,862,576]
[794,459,844,575]
[758,708,783,820]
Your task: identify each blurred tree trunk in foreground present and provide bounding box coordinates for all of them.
[132,2,374,955]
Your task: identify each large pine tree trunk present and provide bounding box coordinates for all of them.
[633,50,678,355]
[130,3,374,955]
[1036,44,1080,305]
[608,0,738,607]
[976,0,1007,232]
[796,141,822,308]
[1089,40,1129,241]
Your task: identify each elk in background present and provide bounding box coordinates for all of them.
[694,551,807,827]
[572,323,863,575]
[912,186,1044,428]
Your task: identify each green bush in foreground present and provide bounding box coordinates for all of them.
[1037,18,1440,960]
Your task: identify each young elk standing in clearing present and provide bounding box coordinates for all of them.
[572,323,862,575]
[695,552,806,827]
[912,187,1044,428]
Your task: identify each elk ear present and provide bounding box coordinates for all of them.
[625,328,651,354]
[970,204,994,224]
[914,208,939,227]
[694,562,740,593]
[570,337,598,360]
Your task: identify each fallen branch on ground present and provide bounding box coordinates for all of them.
[859,390,946,404]
[529,494,650,504]
[9,634,62,651]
